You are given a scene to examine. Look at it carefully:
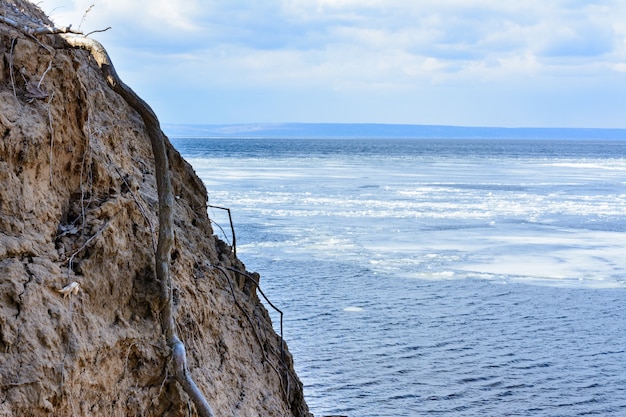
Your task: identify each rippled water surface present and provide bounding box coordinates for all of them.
[172,138,626,416]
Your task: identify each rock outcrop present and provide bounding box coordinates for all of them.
[0,1,310,415]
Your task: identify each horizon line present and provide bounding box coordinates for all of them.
[163,122,626,131]
[163,122,626,140]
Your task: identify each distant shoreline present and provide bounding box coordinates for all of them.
[163,123,626,140]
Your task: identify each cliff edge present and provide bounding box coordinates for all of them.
[0,1,310,415]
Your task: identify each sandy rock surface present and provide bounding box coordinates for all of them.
[0,1,310,415]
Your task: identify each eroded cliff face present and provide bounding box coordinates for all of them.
[0,1,310,415]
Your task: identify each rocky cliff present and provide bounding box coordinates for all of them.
[0,1,310,415]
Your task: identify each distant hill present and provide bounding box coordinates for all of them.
[163,123,626,140]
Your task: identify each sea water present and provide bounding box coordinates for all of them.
[171,138,626,416]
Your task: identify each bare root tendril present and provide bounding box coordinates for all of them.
[0,15,216,416]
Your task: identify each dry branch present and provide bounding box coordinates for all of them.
[63,218,110,273]
[208,204,237,256]
[0,14,73,36]
[47,91,55,184]
[9,37,17,96]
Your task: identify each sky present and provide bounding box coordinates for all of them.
[41,0,626,128]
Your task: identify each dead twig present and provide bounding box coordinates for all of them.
[209,220,231,247]
[63,219,110,276]
[9,37,17,97]
[38,58,53,88]
[114,166,157,251]
[85,26,111,37]
[24,80,48,99]
[0,15,74,54]
[208,205,237,257]
[0,15,77,36]
[72,70,98,235]
[47,91,55,184]
[79,4,94,31]
[20,67,49,101]
[121,342,136,379]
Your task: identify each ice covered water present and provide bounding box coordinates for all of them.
[173,138,626,416]
[179,138,625,288]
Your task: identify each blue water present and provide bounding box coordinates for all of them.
[172,138,626,416]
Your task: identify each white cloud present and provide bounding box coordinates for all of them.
[46,0,204,32]
[39,0,626,127]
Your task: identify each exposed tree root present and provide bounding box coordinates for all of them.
[0,15,216,417]
[59,33,216,417]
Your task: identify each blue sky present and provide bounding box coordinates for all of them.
[43,0,626,128]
